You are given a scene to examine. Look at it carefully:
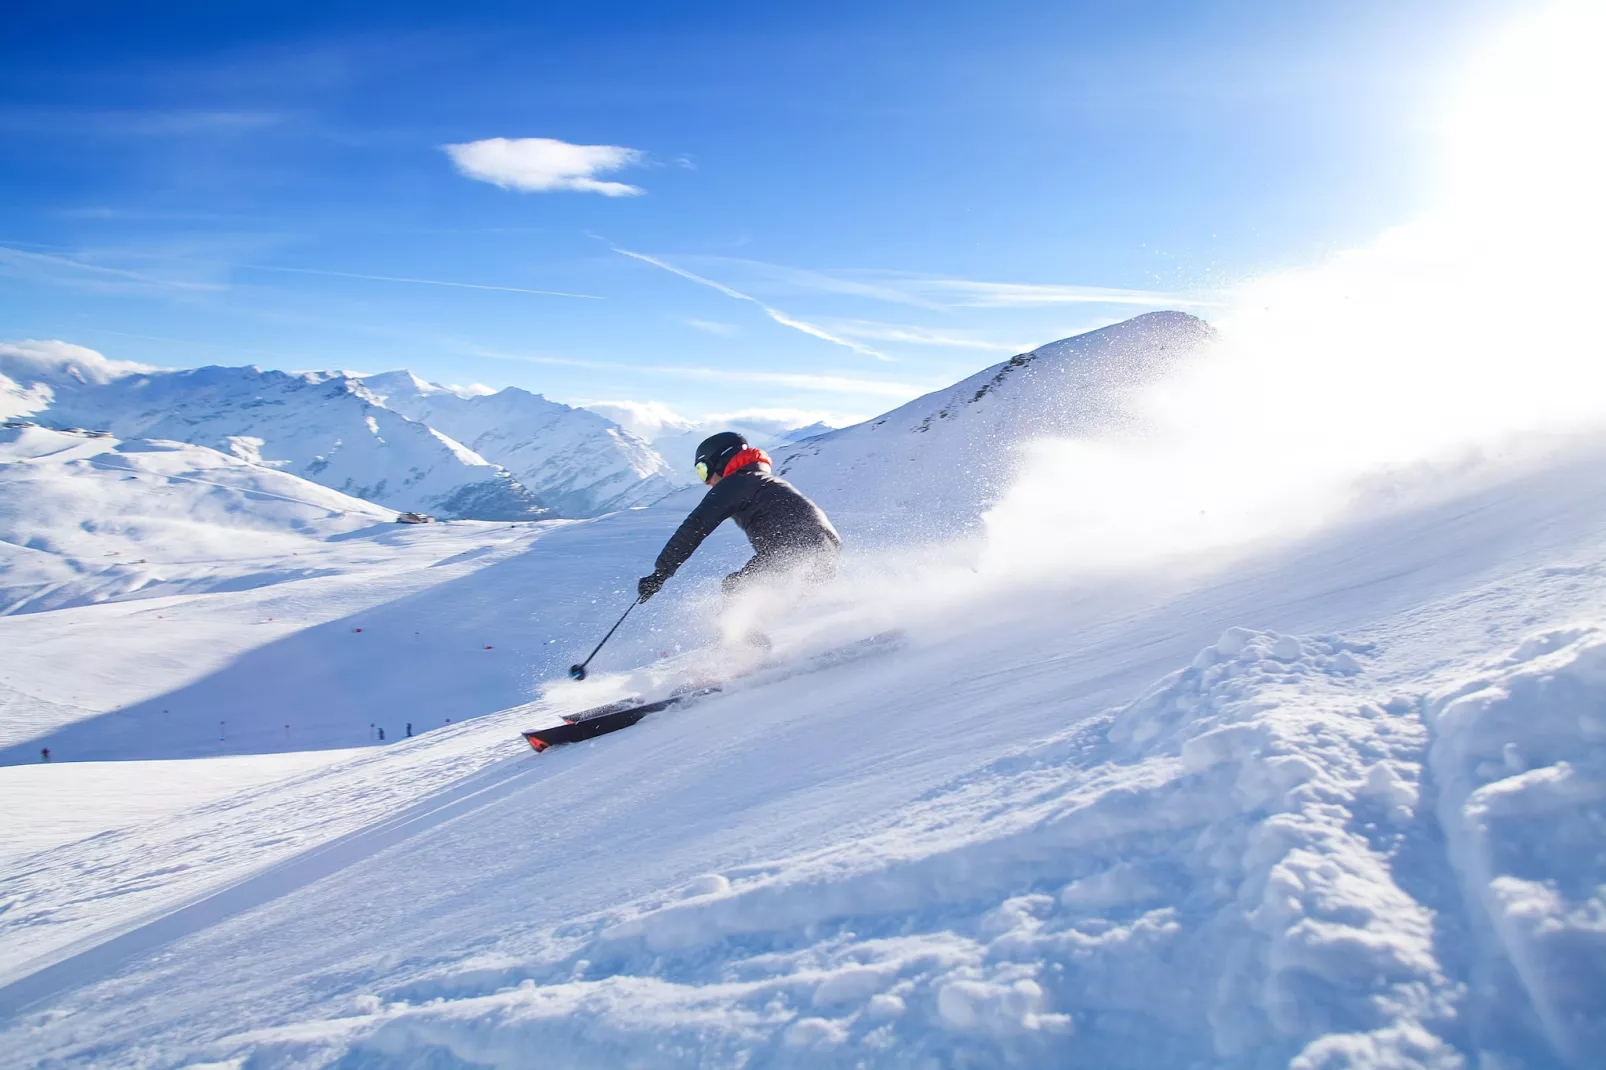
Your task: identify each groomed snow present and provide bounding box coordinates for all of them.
[0,750,362,864]
[2,421,1604,1067]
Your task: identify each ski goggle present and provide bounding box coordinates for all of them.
[695,460,712,483]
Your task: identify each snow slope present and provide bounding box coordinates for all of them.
[0,425,401,615]
[776,311,1214,541]
[1,425,1603,1068]
[0,427,563,757]
[0,344,546,521]
[0,501,705,765]
[363,371,682,517]
[0,750,361,864]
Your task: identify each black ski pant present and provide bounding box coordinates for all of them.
[721,543,840,597]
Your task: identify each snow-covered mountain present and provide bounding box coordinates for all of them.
[0,340,151,421]
[0,344,546,522]
[0,424,398,614]
[588,400,841,476]
[3,305,1605,1066]
[362,371,682,517]
[777,310,1214,540]
[2,340,845,524]
[3,420,1604,1068]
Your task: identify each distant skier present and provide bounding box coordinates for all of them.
[406,722,413,738]
[637,432,840,607]
[40,747,50,762]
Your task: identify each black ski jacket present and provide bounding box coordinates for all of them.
[654,462,840,578]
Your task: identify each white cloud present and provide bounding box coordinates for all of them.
[0,245,223,292]
[584,399,695,440]
[0,244,603,301]
[679,366,917,398]
[443,382,497,397]
[912,278,1212,309]
[705,408,856,432]
[0,339,156,386]
[685,318,740,337]
[0,106,283,137]
[613,247,891,361]
[239,263,602,299]
[827,320,1028,352]
[466,343,926,400]
[685,257,948,309]
[580,400,858,450]
[681,256,1214,311]
[444,137,646,196]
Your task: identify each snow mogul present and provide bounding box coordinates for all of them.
[636,432,841,611]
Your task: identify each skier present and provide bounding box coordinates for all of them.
[637,432,840,608]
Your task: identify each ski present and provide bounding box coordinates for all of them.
[521,685,722,752]
[520,630,904,753]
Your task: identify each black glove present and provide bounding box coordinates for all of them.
[721,571,744,596]
[637,571,668,602]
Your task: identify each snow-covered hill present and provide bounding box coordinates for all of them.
[1,422,1603,1067]
[4,308,1603,1068]
[363,371,682,517]
[777,310,1214,540]
[0,425,398,615]
[0,343,546,522]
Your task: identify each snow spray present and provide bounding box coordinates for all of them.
[981,1,1606,578]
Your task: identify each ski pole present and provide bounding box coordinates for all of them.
[569,598,640,680]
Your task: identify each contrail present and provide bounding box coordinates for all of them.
[0,245,221,290]
[237,264,603,300]
[612,247,891,361]
[0,244,604,300]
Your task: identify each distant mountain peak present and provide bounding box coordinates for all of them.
[360,370,682,517]
[7,357,549,521]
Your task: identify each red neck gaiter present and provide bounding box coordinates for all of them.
[723,446,771,478]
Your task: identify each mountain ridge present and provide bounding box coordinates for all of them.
[362,371,683,517]
[0,356,550,522]
[777,310,1214,540]
[2,312,1209,527]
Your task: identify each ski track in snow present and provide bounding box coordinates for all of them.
[0,434,1604,1066]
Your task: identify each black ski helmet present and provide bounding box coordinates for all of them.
[694,431,747,482]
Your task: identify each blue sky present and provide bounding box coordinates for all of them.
[0,0,1519,425]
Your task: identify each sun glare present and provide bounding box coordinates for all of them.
[981,2,1606,577]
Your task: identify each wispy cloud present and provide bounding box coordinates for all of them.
[707,407,850,427]
[685,318,740,337]
[685,367,915,398]
[682,255,1211,311]
[910,278,1213,309]
[53,206,233,223]
[234,263,603,299]
[826,320,1028,353]
[0,107,284,137]
[0,245,222,292]
[445,137,646,196]
[613,247,891,361]
[579,400,862,443]
[464,342,923,399]
[0,244,602,301]
[686,257,947,309]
